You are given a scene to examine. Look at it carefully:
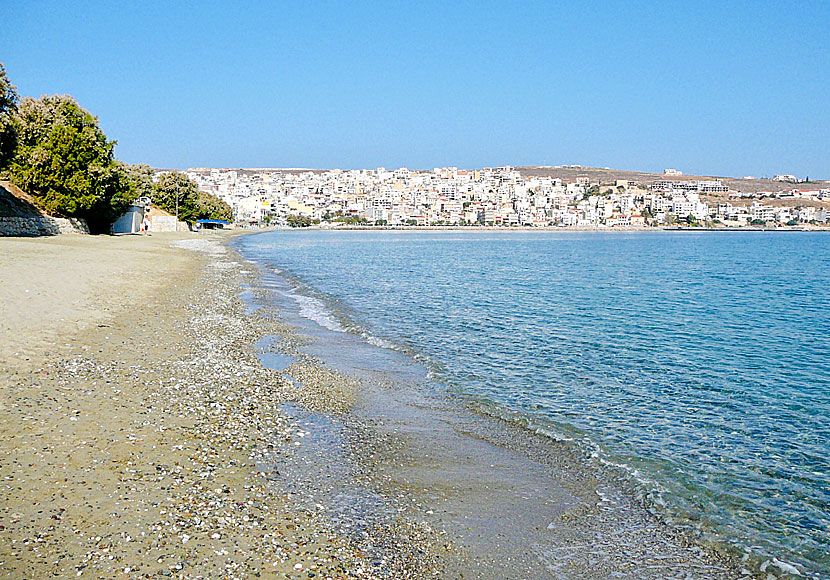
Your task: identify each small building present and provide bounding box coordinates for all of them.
[111,205,144,234]
[145,206,189,232]
[773,174,798,183]
[111,197,151,234]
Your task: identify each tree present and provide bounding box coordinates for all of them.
[128,165,232,223]
[6,94,133,232]
[0,63,17,114]
[0,63,19,170]
[124,163,155,200]
[152,171,199,223]
[286,214,314,227]
[195,190,232,221]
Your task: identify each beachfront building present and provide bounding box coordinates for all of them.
[749,202,776,223]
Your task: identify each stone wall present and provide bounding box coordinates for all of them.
[0,216,90,237]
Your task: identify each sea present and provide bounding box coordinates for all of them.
[235,229,830,578]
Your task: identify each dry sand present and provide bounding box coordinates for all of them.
[0,233,196,371]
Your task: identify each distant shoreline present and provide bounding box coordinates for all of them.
[251,224,830,233]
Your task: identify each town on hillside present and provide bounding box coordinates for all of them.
[175,166,830,228]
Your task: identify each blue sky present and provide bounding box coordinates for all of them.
[3,1,829,177]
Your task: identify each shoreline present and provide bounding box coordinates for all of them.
[233,233,762,579]
[0,231,811,579]
[0,233,451,578]
[244,224,830,233]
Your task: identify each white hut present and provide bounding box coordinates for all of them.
[111,197,151,234]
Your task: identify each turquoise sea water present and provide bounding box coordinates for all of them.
[237,230,830,577]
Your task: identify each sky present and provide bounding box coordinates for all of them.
[3,1,829,178]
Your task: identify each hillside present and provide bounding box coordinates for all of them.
[517,166,829,194]
[517,166,830,210]
[0,181,44,218]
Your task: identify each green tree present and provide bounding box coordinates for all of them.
[286,214,314,227]
[0,63,19,170]
[6,94,133,232]
[0,63,17,114]
[124,163,155,200]
[152,171,199,223]
[195,190,232,221]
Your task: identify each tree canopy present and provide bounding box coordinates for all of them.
[0,63,19,170]
[152,171,232,223]
[5,94,133,232]
[152,172,200,223]
[124,163,155,200]
[286,214,318,227]
[195,190,232,222]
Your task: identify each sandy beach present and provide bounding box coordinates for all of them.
[0,233,449,579]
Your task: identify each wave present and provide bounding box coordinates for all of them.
[290,292,347,333]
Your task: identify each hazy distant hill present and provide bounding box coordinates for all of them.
[517,166,829,194]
